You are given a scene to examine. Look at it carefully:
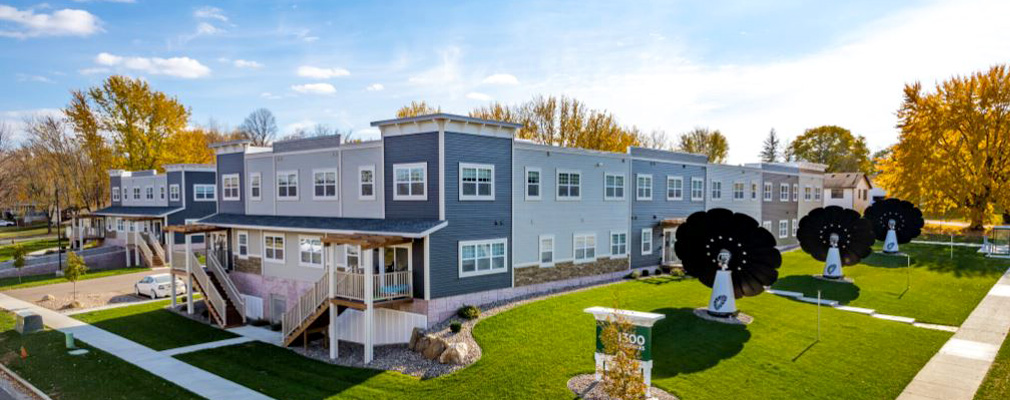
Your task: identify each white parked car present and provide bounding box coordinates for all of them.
[0,220,15,227]
[135,274,187,299]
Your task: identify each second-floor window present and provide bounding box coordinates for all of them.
[710,180,722,200]
[359,166,375,200]
[691,178,704,201]
[278,171,299,200]
[667,176,683,200]
[159,186,165,200]
[249,173,261,201]
[313,169,337,200]
[557,170,581,200]
[145,186,153,200]
[605,173,625,200]
[792,183,799,201]
[170,184,180,201]
[526,168,541,200]
[815,186,822,201]
[780,183,789,201]
[222,174,240,201]
[764,182,773,201]
[733,182,745,200]
[299,236,323,267]
[133,187,140,200]
[751,182,759,199]
[460,163,494,201]
[112,187,120,202]
[394,163,427,200]
[194,184,216,201]
[804,186,812,201]
[636,174,652,200]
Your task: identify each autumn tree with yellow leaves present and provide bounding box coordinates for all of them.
[877,65,1010,230]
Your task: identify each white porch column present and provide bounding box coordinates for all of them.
[363,248,375,364]
[328,244,338,359]
[185,234,194,315]
[133,221,140,266]
[167,231,174,265]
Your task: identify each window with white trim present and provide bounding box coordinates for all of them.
[394,163,427,200]
[733,182,745,200]
[792,183,799,201]
[691,178,704,201]
[222,174,240,201]
[636,174,653,200]
[605,173,625,200]
[667,176,683,200]
[610,232,627,256]
[170,184,180,201]
[264,233,285,262]
[815,186,822,201]
[359,166,375,200]
[710,180,722,200]
[159,186,165,200]
[133,187,140,200]
[763,220,772,232]
[277,171,299,200]
[344,245,360,271]
[792,219,799,236]
[574,233,596,263]
[778,220,789,238]
[145,186,153,200]
[539,235,554,266]
[557,170,581,200]
[804,185,812,201]
[459,239,508,277]
[641,228,653,255]
[194,184,216,201]
[525,168,541,200]
[763,182,772,201]
[237,231,249,258]
[751,182,759,199]
[112,187,120,202]
[249,173,261,201]
[779,183,789,201]
[116,218,124,232]
[460,163,494,200]
[299,236,323,267]
[313,169,337,199]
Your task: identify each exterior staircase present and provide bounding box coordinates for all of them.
[138,233,166,268]
[282,270,332,346]
[171,250,245,328]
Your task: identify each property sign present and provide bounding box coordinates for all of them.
[594,322,655,361]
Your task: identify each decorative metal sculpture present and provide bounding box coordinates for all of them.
[863,198,924,254]
[675,208,782,317]
[797,206,875,279]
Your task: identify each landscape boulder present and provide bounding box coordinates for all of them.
[421,335,447,360]
[408,327,425,351]
[438,342,469,364]
[42,294,55,302]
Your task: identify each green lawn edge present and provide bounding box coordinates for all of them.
[0,266,150,291]
[73,298,237,351]
[975,332,1010,399]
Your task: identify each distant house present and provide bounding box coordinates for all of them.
[868,176,887,205]
[823,172,873,213]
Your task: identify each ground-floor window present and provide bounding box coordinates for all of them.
[778,220,789,238]
[539,235,554,266]
[116,218,124,232]
[344,245,360,271]
[264,233,285,262]
[459,238,508,277]
[610,231,627,256]
[237,231,249,257]
[641,228,653,255]
[574,233,596,263]
[299,236,323,267]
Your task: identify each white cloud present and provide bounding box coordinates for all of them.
[260,92,281,99]
[194,6,227,22]
[481,73,518,85]
[233,59,262,69]
[93,52,211,79]
[16,74,54,84]
[408,46,461,85]
[0,5,102,38]
[366,83,384,91]
[0,109,64,142]
[195,22,221,35]
[297,66,350,79]
[466,92,492,101]
[73,0,135,3]
[291,83,336,95]
[78,67,110,75]
[285,120,317,133]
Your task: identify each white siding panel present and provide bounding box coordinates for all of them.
[334,308,427,345]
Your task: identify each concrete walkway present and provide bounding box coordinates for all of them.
[898,268,1010,400]
[0,294,273,400]
[161,337,256,356]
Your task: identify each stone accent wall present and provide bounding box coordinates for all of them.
[233,256,262,275]
[514,257,628,287]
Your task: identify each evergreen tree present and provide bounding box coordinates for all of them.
[760,128,780,163]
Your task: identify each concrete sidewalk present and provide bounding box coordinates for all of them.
[0,294,273,400]
[898,268,1010,400]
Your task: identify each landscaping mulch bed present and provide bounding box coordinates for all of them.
[36,292,142,312]
[567,373,678,400]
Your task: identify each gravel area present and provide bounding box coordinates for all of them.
[567,373,678,400]
[34,292,143,311]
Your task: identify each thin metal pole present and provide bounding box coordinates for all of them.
[950,234,954,260]
[817,290,821,342]
[906,254,911,291]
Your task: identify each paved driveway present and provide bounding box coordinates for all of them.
[2,267,170,308]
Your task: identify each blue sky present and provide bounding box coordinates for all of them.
[2,0,1007,163]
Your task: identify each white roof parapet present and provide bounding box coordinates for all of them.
[784,161,828,172]
[209,139,255,155]
[108,169,129,177]
[163,164,217,173]
[371,113,519,139]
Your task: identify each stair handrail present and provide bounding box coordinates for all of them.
[206,249,245,323]
[187,251,229,327]
[136,238,155,269]
[141,232,166,263]
[281,269,330,339]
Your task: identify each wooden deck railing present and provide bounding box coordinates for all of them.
[186,251,229,327]
[141,232,165,263]
[282,270,330,339]
[332,270,411,302]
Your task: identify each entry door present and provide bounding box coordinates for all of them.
[662,228,678,265]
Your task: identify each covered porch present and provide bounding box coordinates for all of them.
[659,217,687,267]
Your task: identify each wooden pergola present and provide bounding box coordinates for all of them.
[321,233,412,250]
[163,224,229,234]
[660,218,688,228]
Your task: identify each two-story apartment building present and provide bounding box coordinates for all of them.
[705,163,763,222]
[749,162,801,247]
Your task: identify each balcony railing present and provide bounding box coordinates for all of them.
[333,270,412,302]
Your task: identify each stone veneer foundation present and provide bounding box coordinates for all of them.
[513,257,628,287]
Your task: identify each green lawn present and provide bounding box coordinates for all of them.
[0,226,51,240]
[0,267,150,291]
[0,238,69,262]
[976,333,1010,399]
[772,243,1007,326]
[73,298,237,351]
[178,275,952,400]
[0,311,201,400]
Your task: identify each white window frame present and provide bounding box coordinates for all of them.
[690,178,704,201]
[792,218,799,237]
[237,231,249,259]
[194,184,216,201]
[525,167,542,201]
[751,181,759,200]
[344,245,361,271]
[636,174,653,201]
[733,182,745,200]
[112,187,120,202]
[277,170,299,201]
[458,238,509,278]
[792,183,799,202]
[298,235,324,268]
[604,173,625,201]
[459,163,495,201]
[170,184,180,201]
[804,185,812,201]
[159,185,165,200]
[610,231,628,258]
[641,228,653,255]
[538,234,554,267]
[710,180,722,201]
[815,186,822,201]
[312,168,338,200]
[573,233,597,264]
[763,182,773,202]
[666,176,683,201]
[358,165,375,201]
[116,218,124,232]
[263,232,285,263]
[763,220,773,232]
[556,169,582,201]
[779,183,789,201]
[222,174,241,201]
[393,162,428,201]
[779,220,789,238]
[145,186,154,200]
[133,187,140,200]
[249,172,261,201]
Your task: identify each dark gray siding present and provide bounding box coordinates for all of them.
[411,238,426,299]
[760,171,799,246]
[167,172,183,208]
[429,132,512,298]
[383,131,439,220]
[110,176,122,206]
[630,159,706,268]
[216,152,245,215]
[168,171,216,243]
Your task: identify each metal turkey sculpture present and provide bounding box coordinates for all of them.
[863,198,924,254]
[797,206,875,280]
[675,208,782,317]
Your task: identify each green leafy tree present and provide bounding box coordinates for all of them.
[788,125,872,174]
[64,251,89,301]
[11,244,27,283]
[677,127,729,163]
[760,128,781,162]
[600,294,647,400]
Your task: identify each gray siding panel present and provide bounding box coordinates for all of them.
[383,132,440,220]
[217,152,245,215]
[630,159,706,268]
[705,164,762,221]
[759,171,800,246]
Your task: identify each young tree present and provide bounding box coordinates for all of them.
[239,108,278,146]
[64,251,88,301]
[788,125,872,174]
[600,303,647,399]
[677,127,729,163]
[11,244,26,284]
[396,101,441,118]
[760,128,781,162]
[877,65,1010,230]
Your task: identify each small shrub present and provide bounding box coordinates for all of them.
[628,271,640,279]
[654,268,662,276]
[660,266,673,275]
[450,321,462,333]
[640,269,650,277]
[270,322,282,332]
[250,319,270,327]
[457,305,480,320]
[671,268,686,278]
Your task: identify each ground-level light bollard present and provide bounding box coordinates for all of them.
[584,307,665,398]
